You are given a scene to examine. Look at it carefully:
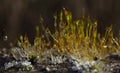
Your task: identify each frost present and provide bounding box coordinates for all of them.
[4,62,14,70]
[4,60,33,71]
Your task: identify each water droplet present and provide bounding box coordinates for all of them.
[3,35,8,41]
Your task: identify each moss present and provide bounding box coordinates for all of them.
[10,9,120,61]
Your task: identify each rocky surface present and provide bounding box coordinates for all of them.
[0,49,120,73]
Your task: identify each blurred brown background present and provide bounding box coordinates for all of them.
[0,0,120,48]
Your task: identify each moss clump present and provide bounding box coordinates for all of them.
[11,9,120,61]
[48,9,120,60]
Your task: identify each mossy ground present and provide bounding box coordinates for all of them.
[0,9,120,73]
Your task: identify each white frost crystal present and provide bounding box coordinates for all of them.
[4,60,33,71]
[4,62,14,70]
[21,61,31,66]
[51,56,66,64]
[20,60,33,71]
[71,59,98,73]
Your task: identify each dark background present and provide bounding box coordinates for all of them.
[0,0,120,48]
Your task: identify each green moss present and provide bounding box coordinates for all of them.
[10,9,120,61]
